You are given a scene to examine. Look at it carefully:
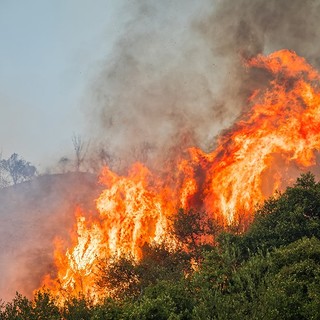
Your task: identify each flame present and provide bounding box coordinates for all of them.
[198,50,320,222]
[42,49,320,299]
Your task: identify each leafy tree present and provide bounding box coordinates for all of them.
[233,172,320,257]
[128,280,194,320]
[258,237,320,320]
[31,290,60,319]
[172,208,220,260]
[190,239,243,319]
[96,255,140,300]
[190,237,320,320]
[0,292,33,320]
[128,294,178,320]
[96,244,189,300]
[0,291,59,320]
[90,298,125,320]
[61,295,93,320]
[136,243,190,289]
[0,153,37,185]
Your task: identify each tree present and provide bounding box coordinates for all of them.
[137,243,190,288]
[95,243,190,301]
[0,152,8,188]
[212,237,320,320]
[31,290,60,320]
[58,156,71,173]
[61,295,94,320]
[90,298,125,320]
[129,141,154,164]
[96,255,140,300]
[172,208,220,260]
[86,146,122,173]
[128,280,194,320]
[0,291,60,320]
[72,134,89,172]
[189,173,320,319]
[0,153,37,185]
[233,172,320,257]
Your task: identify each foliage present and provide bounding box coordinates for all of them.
[95,243,190,300]
[95,255,140,300]
[90,298,125,320]
[173,209,220,248]
[0,291,59,320]
[229,172,320,257]
[0,153,37,186]
[61,294,94,320]
[136,243,191,288]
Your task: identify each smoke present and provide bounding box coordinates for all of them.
[0,173,101,301]
[209,0,320,61]
[197,0,320,93]
[85,0,233,169]
[85,0,320,170]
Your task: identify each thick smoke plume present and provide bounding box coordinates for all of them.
[86,0,320,170]
[198,0,320,103]
[86,0,231,169]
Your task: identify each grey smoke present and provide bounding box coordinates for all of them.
[85,0,320,170]
[197,0,320,101]
[0,173,101,301]
[85,0,234,169]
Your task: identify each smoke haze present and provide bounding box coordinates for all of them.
[0,173,101,301]
[85,0,232,168]
[86,0,320,169]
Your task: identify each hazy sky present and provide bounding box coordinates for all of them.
[0,0,219,173]
[0,0,125,170]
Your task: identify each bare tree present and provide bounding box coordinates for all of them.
[129,141,154,163]
[98,147,123,170]
[0,152,8,188]
[84,144,124,173]
[58,156,71,173]
[72,134,89,172]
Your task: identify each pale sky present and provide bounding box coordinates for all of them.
[0,0,125,170]
[0,0,219,173]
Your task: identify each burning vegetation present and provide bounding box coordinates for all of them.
[37,50,320,303]
[2,1,320,317]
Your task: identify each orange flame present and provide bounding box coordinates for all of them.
[42,50,320,299]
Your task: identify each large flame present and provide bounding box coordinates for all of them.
[43,50,320,299]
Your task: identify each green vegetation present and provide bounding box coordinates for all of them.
[1,173,320,319]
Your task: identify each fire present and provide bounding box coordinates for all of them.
[42,50,320,299]
[185,50,320,223]
[96,163,175,259]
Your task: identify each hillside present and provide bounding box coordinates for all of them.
[1,173,320,319]
[0,172,102,302]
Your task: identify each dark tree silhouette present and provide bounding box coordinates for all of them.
[72,134,89,172]
[0,153,37,185]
